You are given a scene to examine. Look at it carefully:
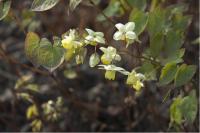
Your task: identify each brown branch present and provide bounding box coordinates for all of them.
[118,50,162,67]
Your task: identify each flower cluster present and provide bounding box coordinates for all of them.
[60,22,145,91]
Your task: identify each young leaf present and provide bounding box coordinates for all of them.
[180,90,198,123]
[174,64,196,87]
[159,62,177,86]
[170,97,183,125]
[0,0,11,20]
[129,8,149,36]
[89,53,100,67]
[31,0,60,11]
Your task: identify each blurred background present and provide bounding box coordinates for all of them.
[0,0,199,132]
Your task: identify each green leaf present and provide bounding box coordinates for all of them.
[137,61,157,80]
[171,14,192,33]
[170,90,197,125]
[160,48,185,65]
[129,8,149,35]
[150,33,164,57]
[25,32,65,71]
[147,7,166,37]
[127,0,146,11]
[89,53,100,67]
[170,97,183,125]
[174,64,196,87]
[159,62,177,86]
[166,3,189,15]
[31,0,60,11]
[96,0,121,22]
[0,0,11,20]
[164,30,183,55]
[180,90,198,123]
[25,32,41,65]
[37,38,65,71]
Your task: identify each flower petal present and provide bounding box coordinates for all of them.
[107,46,116,54]
[85,28,94,35]
[99,47,107,53]
[125,31,136,40]
[95,32,104,37]
[95,36,105,44]
[136,73,145,80]
[69,29,76,39]
[85,35,94,41]
[125,22,135,31]
[133,80,143,91]
[115,23,125,32]
[113,31,123,40]
[114,54,121,61]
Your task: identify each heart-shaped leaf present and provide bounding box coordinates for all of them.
[25,32,65,72]
[174,64,196,87]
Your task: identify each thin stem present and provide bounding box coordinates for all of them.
[118,50,161,67]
